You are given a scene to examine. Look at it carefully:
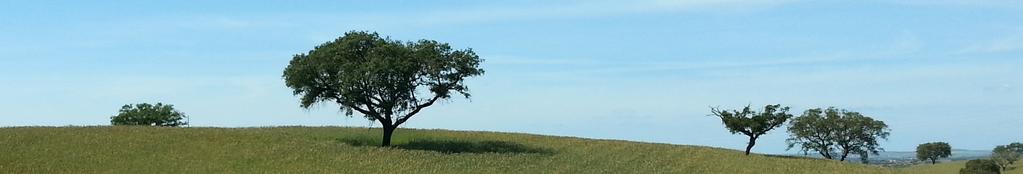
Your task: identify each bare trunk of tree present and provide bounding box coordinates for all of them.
[744,136,757,155]
[931,159,936,164]
[839,150,850,161]
[819,150,833,160]
[381,124,395,147]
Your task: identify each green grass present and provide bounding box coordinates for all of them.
[0,126,946,173]
[899,161,969,174]
[899,160,1023,174]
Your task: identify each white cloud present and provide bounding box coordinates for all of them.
[487,31,927,76]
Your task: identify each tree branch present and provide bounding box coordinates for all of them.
[740,129,754,136]
[338,98,386,122]
[394,95,442,126]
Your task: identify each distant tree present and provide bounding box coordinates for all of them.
[283,31,484,146]
[961,159,1001,174]
[785,107,890,161]
[992,145,1021,171]
[110,103,187,127]
[859,151,871,164]
[916,142,952,164]
[710,104,793,155]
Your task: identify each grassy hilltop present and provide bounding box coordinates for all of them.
[0,126,1011,173]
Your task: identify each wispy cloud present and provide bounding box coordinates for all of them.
[957,28,1023,54]
[489,31,927,76]
[385,0,798,25]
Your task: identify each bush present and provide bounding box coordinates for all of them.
[110,103,188,127]
[960,159,1001,174]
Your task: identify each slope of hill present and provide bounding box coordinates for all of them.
[0,126,944,173]
[899,160,1022,174]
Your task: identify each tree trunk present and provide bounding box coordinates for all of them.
[931,159,936,164]
[744,136,757,156]
[381,125,395,147]
[839,150,849,161]
[819,150,833,160]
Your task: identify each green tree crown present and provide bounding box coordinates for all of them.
[786,107,890,162]
[710,104,793,155]
[992,144,1021,171]
[916,142,952,164]
[282,31,484,146]
[110,103,187,127]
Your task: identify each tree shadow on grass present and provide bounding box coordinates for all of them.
[763,154,825,161]
[338,138,554,155]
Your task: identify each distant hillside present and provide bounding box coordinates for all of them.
[784,149,990,166]
[869,149,991,161]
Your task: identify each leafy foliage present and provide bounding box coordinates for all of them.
[282,31,484,146]
[993,144,1022,171]
[961,159,1002,174]
[1010,142,1023,154]
[109,103,187,127]
[710,104,792,155]
[785,107,890,162]
[917,142,952,164]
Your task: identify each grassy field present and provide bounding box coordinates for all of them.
[898,160,1022,174]
[0,126,994,173]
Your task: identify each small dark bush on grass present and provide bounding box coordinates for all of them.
[960,159,1001,174]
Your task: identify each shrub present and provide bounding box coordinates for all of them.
[960,159,1001,174]
[110,103,188,127]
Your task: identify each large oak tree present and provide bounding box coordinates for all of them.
[786,107,890,162]
[283,31,484,146]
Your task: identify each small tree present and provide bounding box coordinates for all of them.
[786,107,890,161]
[916,142,952,164]
[992,145,1021,171]
[961,159,1001,174]
[710,104,792,155]
[110,103,187,127]
[283,31,484,146]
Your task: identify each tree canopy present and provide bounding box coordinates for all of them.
[916,142,952,164]
[710,104,792,155]
[282,31,484,146]
[110,103,188,127]
[992,144,1021,171]
[785,107,890,162]
[1008,142,1023,154]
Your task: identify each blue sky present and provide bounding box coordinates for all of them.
[1,0,1021,154]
